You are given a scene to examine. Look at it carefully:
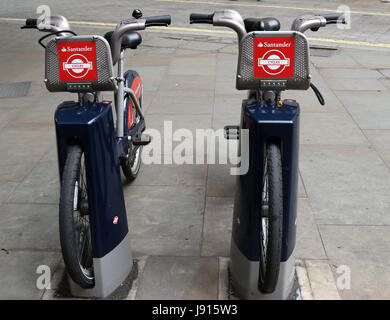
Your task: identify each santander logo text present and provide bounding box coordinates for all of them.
[258,41,292,48]
[61,45,93,53]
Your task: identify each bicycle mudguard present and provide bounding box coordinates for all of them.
[54,101,129,259]
[123,70,143,137]
[231,99,300,263]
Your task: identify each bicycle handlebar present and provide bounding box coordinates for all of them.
[291,13,345,32]
[189,10,246,41]
[189,10,345,38]
[189,13,214,24]
[320,13,345,23]
[111,14,171,65]
[145,15,171,27]
[21,18,38,29]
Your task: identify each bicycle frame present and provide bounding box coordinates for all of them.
[111,51,145,139]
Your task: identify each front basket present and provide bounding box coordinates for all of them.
[45,35,114,92]
[236,31,310,91]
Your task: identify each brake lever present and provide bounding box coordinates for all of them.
[310,83,325,106]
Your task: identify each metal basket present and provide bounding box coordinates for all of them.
[236,31,310,91]
[45,35,114,92]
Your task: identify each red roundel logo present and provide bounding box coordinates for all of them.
[63,54,93,79]
[259,50,290,76]
[254,37,295,79]
[58,42,97,82]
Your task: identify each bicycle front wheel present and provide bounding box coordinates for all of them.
[59,144,94,288]
[258,142,283,293]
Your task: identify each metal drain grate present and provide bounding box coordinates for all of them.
[0,81,31,98]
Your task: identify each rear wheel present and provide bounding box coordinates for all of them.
[258,142,283,293]
[59,144,94,288]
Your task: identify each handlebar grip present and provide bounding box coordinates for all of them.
[189,13,214,24]
[21,18,38,29]
[144,15,171,27]
[320,13,345,23]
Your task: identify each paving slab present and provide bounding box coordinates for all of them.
[0,203,59,250]
[212,96,243,130]
[0,181,17,205]
[124,66,168,94]
[349,51,390,69]
[325,78,387,91]
[126,51,175,66]
[304,260,341,300]
[215,79,243,96]
[179,41,226,51]
[147,90,214,115]
[146,75,215,115]
[132,163,207,187]
[335,91,390,130]
[364,129,390,168]
[135,256,218,300]
[0,127,54,182]
[295,198,326,260]
[379,69,390,78]
[0,51,45,84]
[311,52,360,69]
[300,145,390,225]
[218,44,238,55]
[8,148,59,204]
[168,55,216,76]
[145,37,184,49]
[123,186,205,256]
[206,164,236,198]
[0,108,20,131]
[201,197,233,257]
[298,171,307,198]
[379,77,390,91]
[300,112,369,146]
[216,53,238,80]
[0,250,60,299]
[158,74,216,92]
[319,225,390,299]
[319,68,382,79]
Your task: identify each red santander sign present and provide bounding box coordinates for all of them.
[58,41,97,82]
[254,37,295,79]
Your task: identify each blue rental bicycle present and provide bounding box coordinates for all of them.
[22,10,171,292]
[190,9,344,298]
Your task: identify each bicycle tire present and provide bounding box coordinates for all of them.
[258,142,283,293]
[59,144,94,288]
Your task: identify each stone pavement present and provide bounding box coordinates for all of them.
[1,0,390,300]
